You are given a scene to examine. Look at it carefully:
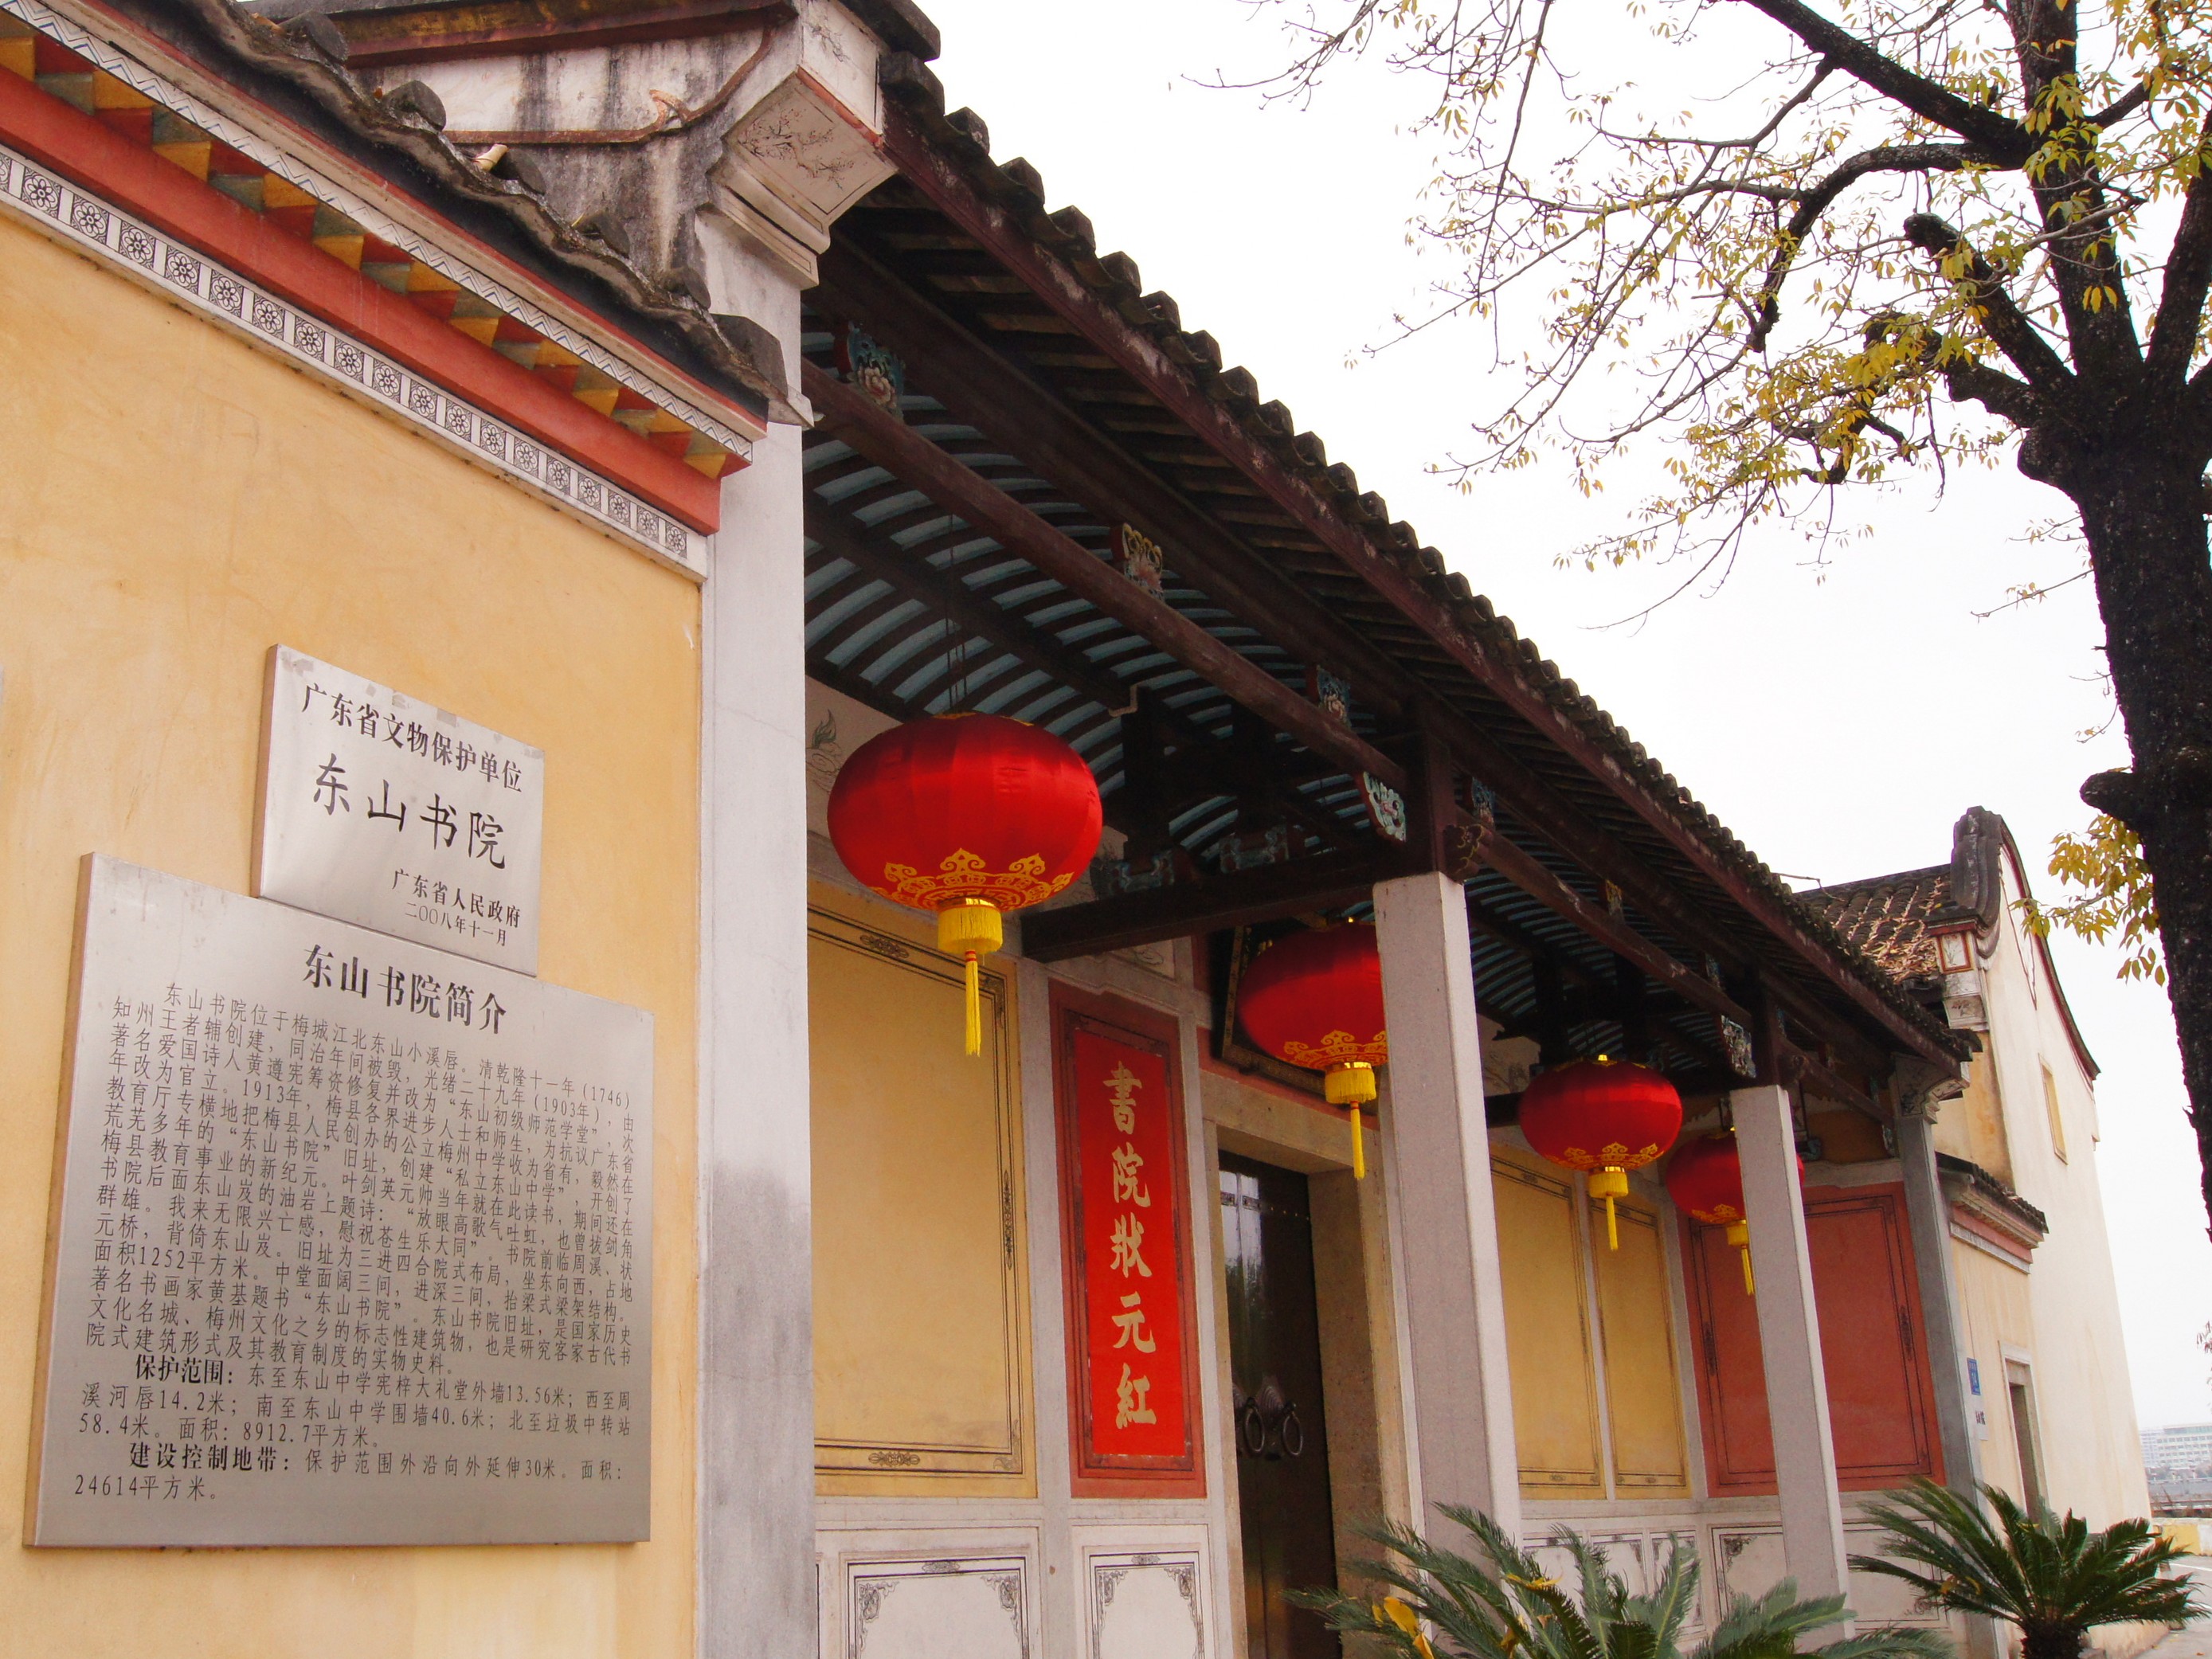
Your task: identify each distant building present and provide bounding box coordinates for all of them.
[2143,1423,2212,1476]
[1808,808,2148,1546]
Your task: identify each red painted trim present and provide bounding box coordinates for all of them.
[1051,984,1207,1501]
[1197,1043,1365,1125]
[1950,1203,2038,1262]
[0,64,724,532]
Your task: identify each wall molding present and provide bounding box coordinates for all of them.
[0,136,703,573]
[10,0,758,457]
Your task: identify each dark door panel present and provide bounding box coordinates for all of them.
[1220,1152,1340,1659]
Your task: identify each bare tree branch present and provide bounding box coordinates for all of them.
[2090,82,2154,127]
[1940,354,2045,425]
[1752,143,1983,346]
[1736,0,2034,159]
[1905,212,2076,392]
[2148,118,2212,394]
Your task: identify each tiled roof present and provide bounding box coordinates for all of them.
[867,54,1966,1062]
[1800,865,1971,986]
[2,13,746,474]
[166,0,795,422]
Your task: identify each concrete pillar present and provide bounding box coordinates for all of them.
[697,421,816,1657]
[1893,1108,1999,1659]
[1373,871,1521,1540]
[1894,1109,1982,1494]
[1734,1084,1850,1619]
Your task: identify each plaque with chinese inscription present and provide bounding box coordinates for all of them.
[256,646,545,975]
[30,857,652,1547]
[1053,992,1203,1496]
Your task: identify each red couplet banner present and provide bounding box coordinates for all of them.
[1057,1000,1200,1491]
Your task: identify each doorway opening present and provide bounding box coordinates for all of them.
[1221,1151,1341,1659]
[2006,1358,2046,1513]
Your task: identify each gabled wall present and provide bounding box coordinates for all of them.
[1936,832,2147,1531]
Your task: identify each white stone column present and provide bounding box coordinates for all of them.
[1373,871,1521,1540]
[1734,1083,1850,1619]
[698,420,816,1658]
[1893,1108,1982,1494]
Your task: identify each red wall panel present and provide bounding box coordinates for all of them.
[1687,1182,1943,1495]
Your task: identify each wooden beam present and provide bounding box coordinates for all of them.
[1794,1050,1880,1117]
[803,359,1406,792]
[816,242,1415,711]
[810,513,1353,853]
[1456,724,1901,1070]
[1463,895,1738,1078]
[1482,836,1752,1027]
[878,96,1956,1071]
[806,503,1131,713]
[1021,844,1411,962]
[805,649,921,724]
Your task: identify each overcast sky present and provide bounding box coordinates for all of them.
[918,0,2211,1432]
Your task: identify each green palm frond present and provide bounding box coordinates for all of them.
[1294,1509,1951,1659]
[1701,1580,1852,1659]
[1632,1538,1703,1654]
[1853,1478,2197,1652]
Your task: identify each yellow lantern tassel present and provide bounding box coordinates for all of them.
[1727,1219,1754,1296]
[937,898,1003,1058]
[1588,1167,1629,1250]
[1325,1061,1377,1181]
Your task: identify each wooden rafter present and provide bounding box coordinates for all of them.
[804,359,1407,793]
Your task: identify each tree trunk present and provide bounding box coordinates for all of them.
[2073,456,2212,1242]
[2019,1622,2086,1659]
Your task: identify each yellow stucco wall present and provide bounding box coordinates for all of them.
[1493,1150,1603,1497]
[1951,1240,2038,1504]
[1492,1147,1688,1503]
[1934,1052,2016,1186]
[0,211,699,1657]
[1591,1194,1689,1495]
[807,882,1035,1499]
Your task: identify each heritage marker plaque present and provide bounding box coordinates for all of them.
[256,646,545,975]
[30,857,652,1547]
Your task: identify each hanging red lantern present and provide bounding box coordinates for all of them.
[1664,1131,1800,1296]
[1518,1056,1682,1250]
[1237,922,1387,1180]
[828,713,1102,1054]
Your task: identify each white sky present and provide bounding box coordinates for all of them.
[916,0,2212,1432]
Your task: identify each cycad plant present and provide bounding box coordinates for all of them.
[1290,1504,1952,1659]
[1853,1479,2198,1659]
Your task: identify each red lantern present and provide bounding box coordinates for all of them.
[1237,922,1387,1179]
[1518,1056,1682,1250]
[1664,1131,1799,1296]
[828,714,1102,1053]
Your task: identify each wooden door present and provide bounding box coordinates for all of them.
[1687,1184,1941,1493]
[1221,1153,1340,1659]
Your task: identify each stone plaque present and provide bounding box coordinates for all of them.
[30,856,652,1547]
[256,646,545,974]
